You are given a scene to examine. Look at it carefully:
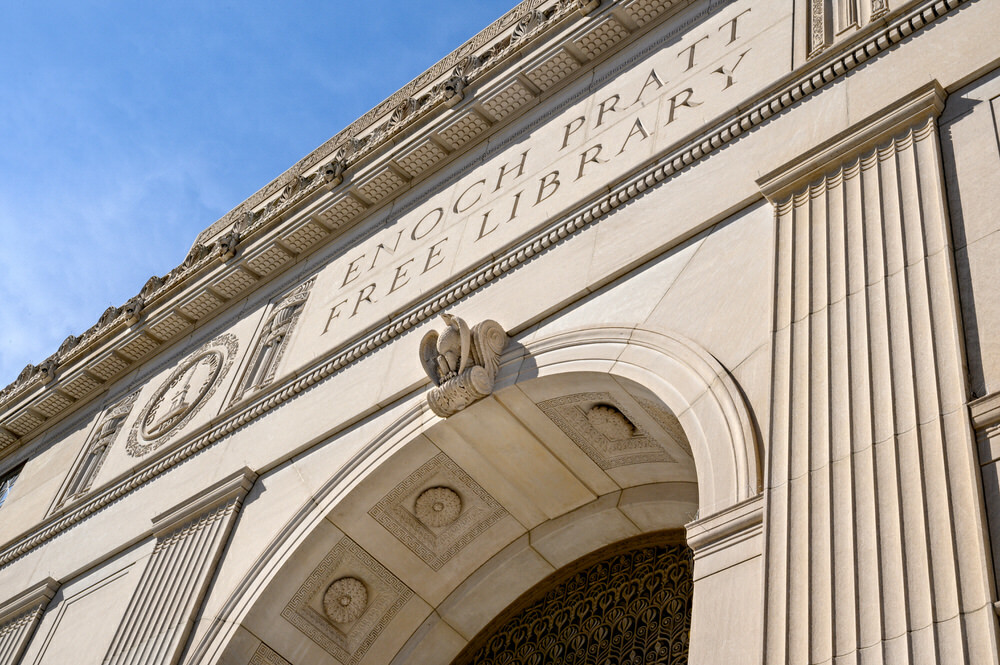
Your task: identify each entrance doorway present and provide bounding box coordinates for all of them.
[452,533,693,665]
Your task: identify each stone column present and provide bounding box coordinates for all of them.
[758,82,998,664]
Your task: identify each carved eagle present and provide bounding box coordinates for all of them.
[419,313,471,386]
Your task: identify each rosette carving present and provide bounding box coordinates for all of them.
[414,486,462,527]
[322,577,368,624]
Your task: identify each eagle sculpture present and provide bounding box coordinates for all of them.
[419,314,507,417]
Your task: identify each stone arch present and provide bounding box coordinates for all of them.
[194,324,763,665]
[505,324,761,516]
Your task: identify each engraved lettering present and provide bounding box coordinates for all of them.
[634,69,665,104]
[577,144,606,180]
[535,171,561,205]
[665,88,702,124]
[342,255,366,287]
[713,49,750,90]
[322,299,349,334]
[494,150,530,192]
[596,94,620,128]
[388,258,415,294]
[351,284,377,317]
[369,229,405,270]
[454,179,486,213]
[507,191,523,222]
[411,207,444,240]
[476,209,499,240]
[562,116,586,149]
[423,238,448,273]
[720,8,752,44]
[618,118,650,154]
[678,35,710,71]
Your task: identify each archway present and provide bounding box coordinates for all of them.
[193,325,763,665]
[451,532,693,665]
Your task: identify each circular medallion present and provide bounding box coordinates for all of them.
[127,333,238,457]
[141,351,222,440]
[415,486,462,528]
[586,404,636,441]
[323,577,368,623]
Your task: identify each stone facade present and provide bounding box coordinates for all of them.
[0,0,998,663]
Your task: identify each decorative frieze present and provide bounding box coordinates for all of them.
[248,643,291,665]
[368,453,507,570]
[280,536,413,664]
[127,333,238,456]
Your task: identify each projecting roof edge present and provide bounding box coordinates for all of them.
[0,0,611,427]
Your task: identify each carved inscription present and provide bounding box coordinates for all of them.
[312,5,771,344]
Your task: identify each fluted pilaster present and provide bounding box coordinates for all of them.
[101,469,256,665]
[0,579,58,665]
[759,83,997,664]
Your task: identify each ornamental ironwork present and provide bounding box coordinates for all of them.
[455,538,693,665]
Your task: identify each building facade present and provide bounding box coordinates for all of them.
[0,0,999,663]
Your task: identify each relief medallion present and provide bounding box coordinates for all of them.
[127,333,238,456]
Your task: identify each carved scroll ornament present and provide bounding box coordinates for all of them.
[419,314,507,418]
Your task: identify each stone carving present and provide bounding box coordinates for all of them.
[216,226,240,261]
[436,72,467,107]
[231,278,315,403]
[453,540,693,665]
[576,0,601,14]
[281,536,412,664]
[369,453,506,570]
[419,314,507,417]
[141,275,165,298]
[248,644,290,665]
[58,335,79,356]
[127,333,238,456]
[322,577,368,623]
[63,390,140,500]
[183,242,211,269]
[322,158,345,186]
[123,295,144,326]
[414,486,462,527]
[98,306,121,329]
[586,404,635,440]
[538,392,675,469]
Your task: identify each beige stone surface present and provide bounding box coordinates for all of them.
[2,0,1000,663]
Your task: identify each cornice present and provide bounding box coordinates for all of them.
[0,577,58,626]
[756,81,946,201]
[0,0,691,455]
[0,0,973,569]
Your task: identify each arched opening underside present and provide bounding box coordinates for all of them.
[451,531,694,665]
[199,326,764,665]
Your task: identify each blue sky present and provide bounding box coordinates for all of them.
[0,1,516,386]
